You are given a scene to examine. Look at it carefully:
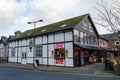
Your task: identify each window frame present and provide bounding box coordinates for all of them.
[35,44,42,57]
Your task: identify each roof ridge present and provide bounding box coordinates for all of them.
[9,14,88,41]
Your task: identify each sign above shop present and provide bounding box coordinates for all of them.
[74,47,80,50]
[55,43,64,49]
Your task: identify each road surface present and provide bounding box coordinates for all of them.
[0,68,119,80]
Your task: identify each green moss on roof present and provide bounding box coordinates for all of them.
[10,14,88,41]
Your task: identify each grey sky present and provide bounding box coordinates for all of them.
[0,0,112,37]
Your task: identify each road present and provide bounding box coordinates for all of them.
[0,68,119,80]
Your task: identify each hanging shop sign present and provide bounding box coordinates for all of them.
[29,39,33,52]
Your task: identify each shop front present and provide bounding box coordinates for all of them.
[80,46,106,65]
[73,45,106,67]
[55,43,65,65]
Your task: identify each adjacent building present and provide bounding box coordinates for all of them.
[0,36,8,62]
[8,14,112,67]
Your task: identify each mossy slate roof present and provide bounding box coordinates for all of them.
[9,14,88,41]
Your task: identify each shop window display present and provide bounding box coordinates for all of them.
[55,48,65,58]
[55,48,65,64]
[55,43,65,64]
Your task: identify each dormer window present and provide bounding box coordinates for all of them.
[60,24,67,28]
[41,28,47,32]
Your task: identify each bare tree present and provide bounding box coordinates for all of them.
[94,0,120,54]
[94,0,120,33]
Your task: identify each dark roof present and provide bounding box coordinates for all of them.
[9,14,89,41]
[8,35,14,39]
[100,33,113,40]
[0,37,8,45]
[1,37,8,45]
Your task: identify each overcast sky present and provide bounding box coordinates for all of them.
[0,0,112,37]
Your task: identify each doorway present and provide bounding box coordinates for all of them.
[21,52,27,64]
[74,47,81,66]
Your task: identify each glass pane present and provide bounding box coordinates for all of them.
[74,30,79,44]
[80,32,84,44]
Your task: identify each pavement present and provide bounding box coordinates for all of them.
[0,62,119,77]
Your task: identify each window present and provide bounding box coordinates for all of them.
[83,33,85,44]
[74,30,79,44]
[11,48,15,57]
[55,43,65,58]
[22,52,26,59]
[65,31,73,41]
[87,34,90,45]
[80,32,84,44]
[55,32,64,42]
[48,34,54,43]
[55,48,65,58]
[35,44,42,57]
[90,36,96,46]
[93,36,96,46]
[43,35,47,43]
[89,35,92,45]
[84,33,87,45]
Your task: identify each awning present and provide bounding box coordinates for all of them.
[74,44,114,51]
[80,45,104,50]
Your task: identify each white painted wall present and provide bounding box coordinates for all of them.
[48,44,54,57]
[48,34,54,43]
[65,42,73,57]
[65,59,73,67]
[42,45,47,57]
[21,47,27,64]
[65,31,73,41]
[48,58,54,65]
[35,37,42,44]
[26,47,33,64]
[21,39,26,46]
[55,32,64,42]
[18,58,21,63]
[11,41,16,47]
[8,30,74,67]
[43,58,47,65]
[43,35,47,44]
[18,48,21,57]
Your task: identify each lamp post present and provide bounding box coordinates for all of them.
[28,19,43,66]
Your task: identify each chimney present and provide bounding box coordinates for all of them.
[15,30,22,37]
[1,36,8,45]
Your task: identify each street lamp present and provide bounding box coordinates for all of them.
[27,19,43,66]
[27,20,43,30]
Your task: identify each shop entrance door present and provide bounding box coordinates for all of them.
[22,58,27,64]
[21,52,27,64]
[74,47,81,66]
